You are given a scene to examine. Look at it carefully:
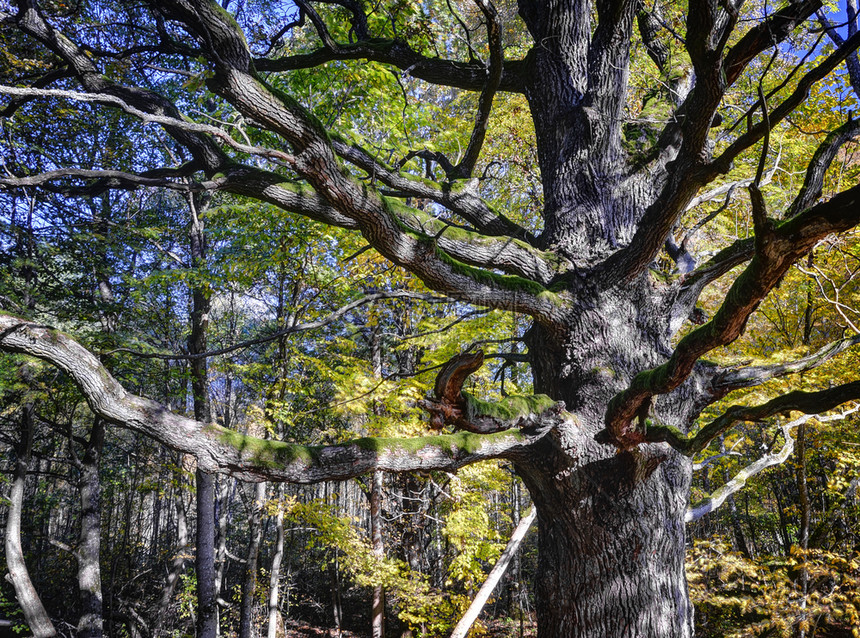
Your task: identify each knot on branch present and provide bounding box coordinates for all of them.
[421,350,565,434]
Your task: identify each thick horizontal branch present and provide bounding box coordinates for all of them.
[0,314,551,483]
[646,380,860,456]
[607,182,860,448]
[254,40,527,93]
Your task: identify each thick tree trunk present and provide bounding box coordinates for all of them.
[5,404,57,637]
[519,310,696,637]
[519,445,692,637]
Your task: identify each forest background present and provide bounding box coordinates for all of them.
[1,0,860,637]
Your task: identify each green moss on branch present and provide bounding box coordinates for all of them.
[463,392,558,423]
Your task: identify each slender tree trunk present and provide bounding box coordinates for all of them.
[370,470,385,638]
[215,478,231,605]
[239,482,267,638]
[796,419,810,638]
[197,470,218,638]
[450,508,537,638]
[4,404,57,638]
[186,192,218,638]
[154,483,189,633]
[266,490,285,638]
[76,417,105,638]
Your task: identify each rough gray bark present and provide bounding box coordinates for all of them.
[4,404,57,638]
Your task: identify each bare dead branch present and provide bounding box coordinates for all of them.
[686,407,860,521]
[686,418,798,522]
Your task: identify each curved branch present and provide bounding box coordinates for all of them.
[453,0,503,178]
[686,418,798,523]
[646,381,860,456]
[687,402,860,521]
[420,350,565,434]
[713,334,860,394]
[0,314,551,484]
[151,0,570,323]
[786,117,860,218]
[254,41,527,93]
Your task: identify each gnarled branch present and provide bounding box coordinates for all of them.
[420,350,566,434]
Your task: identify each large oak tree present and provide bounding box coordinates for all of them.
[2,0,860,635]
